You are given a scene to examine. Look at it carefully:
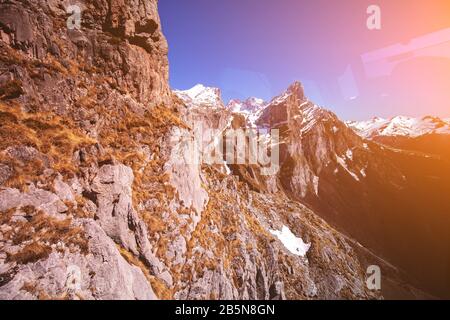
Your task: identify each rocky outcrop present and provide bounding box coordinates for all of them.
[0,0,171,117]
[88,164,172,286]
[0,218,156,300]
[0,0,171,300]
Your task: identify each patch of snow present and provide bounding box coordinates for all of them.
[223,161,231,175]
[299,104,321,135]
[299,101,309,107]
[270,91,292,105]
[360,168,367,177]
[227,97,265,114]
[345,149,353,161]
[346,117,387,138]
[312,175,319,196]
[269,226,311,257]
[336,155,360,181]
[174,84,223,108]
[226,98,266,128]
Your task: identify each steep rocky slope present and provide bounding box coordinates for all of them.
[0,0,381,300]
[175,83,438,300]
[194,81,450,298]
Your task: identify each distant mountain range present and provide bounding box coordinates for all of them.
[347,116,450,138]
[176,83,450,299]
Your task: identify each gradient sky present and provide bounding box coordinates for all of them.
[159,0,450,120]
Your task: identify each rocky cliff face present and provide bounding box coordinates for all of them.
[175,80,449,299]
[260,83,450,298]
[0,0,394,300]
[0,0,174,299]
[208,81,450,298]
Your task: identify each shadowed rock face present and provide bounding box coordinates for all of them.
[0,0,171,114]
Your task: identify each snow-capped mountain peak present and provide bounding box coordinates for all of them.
[226,97,266,114]
[226,97,267,128]
[174,84,223,108]
[347,115,450,138]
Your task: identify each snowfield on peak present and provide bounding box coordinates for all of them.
[174,84,223,108]
[227,97,266,127]
[227,97,266,114]
[347,116,450,138]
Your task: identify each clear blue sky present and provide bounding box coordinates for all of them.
[159,0,450,120]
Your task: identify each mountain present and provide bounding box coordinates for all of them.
[227,97,266,114]
[348,116,450,161]
[347,116,450,139]
[174,84,223,109]
[177,80,450,298]
[0,0,388,300]
[1,0,447,301]
[176,80,450,298]
[225,83,450,298]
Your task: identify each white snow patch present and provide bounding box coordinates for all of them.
[360,168,367,177]
[174,84,223,108]
[269,226,311,257]
[299,101,309,107]
[345,149,353,161]
[312,175,319,196]
[336,155,360,181]
[223,161,231,175]
[299,104,321,135]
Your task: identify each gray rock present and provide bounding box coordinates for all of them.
[90,164,172,286]
[0,221,157,300]
[269,281,286,300]
[0,186,64,215]
[53,176,75,203]
[164,127,209,223]
[0,164,13,186]
[166,235,187,266]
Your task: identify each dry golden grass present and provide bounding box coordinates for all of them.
[117,245,173,300]
[0,102,96,189]
[0,43,69,77]
[0,80,24,100]
[9,242,52,265]
[2,206,89,265]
